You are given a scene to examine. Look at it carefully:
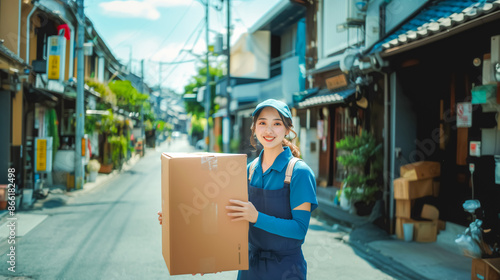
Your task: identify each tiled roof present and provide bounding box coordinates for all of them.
[371,0,500,53]
[297,87,356,108]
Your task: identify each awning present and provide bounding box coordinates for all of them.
[369,0,500,57]
[292,87,319,103]
[26,86,59,104]
[297,87,356,109]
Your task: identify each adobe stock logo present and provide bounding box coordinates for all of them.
[177,160,243,224]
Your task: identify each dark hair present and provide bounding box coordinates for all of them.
[250,108,301,158]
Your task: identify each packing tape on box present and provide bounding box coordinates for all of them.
[201,156,218,171]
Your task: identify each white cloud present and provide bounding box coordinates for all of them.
[99,0,192,20]
[99,1,160,20]
[145,0,193,7]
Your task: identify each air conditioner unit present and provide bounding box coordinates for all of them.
[346,0,366,26]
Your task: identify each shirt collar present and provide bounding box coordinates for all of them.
[257,146,293,173]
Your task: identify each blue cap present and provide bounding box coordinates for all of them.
[252,99,292,119]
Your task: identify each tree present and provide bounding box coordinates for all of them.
[183,60,223,118]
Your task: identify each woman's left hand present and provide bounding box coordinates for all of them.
[226,199,258,223]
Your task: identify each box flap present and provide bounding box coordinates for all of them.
[421,204,439,220]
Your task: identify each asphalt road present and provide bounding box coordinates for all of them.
[0,135,396,279]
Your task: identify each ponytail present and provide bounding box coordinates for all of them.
[283,136,300,158]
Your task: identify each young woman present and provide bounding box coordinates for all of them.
[158,99,317,279]
[226,99,317,280]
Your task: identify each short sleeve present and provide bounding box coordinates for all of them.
[289,161,318,212]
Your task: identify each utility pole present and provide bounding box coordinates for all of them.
[75,0,85,189]
[204,0,210,152]
[141,59,145,150]
[224,0,231,153]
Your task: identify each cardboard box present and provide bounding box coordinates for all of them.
[472,258,500,280]
[395,199,413,218]
[161,153,249,275]
[395,204,439,242]
[413,219,438,242]
[421,204,439,220]
[400,161,441,180]
[393,178,433,200]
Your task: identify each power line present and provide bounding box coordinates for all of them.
[161,23,206,85]
[147,0,196,60]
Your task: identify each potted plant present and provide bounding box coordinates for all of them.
[87,159,101,182]
[336,132,383,216]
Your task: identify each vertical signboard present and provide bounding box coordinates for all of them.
[35,137,53,173]
[47,36,66,81]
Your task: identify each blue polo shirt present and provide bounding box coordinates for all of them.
[247,147,318,212]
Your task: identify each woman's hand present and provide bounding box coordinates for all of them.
[226,199,258,223]
[157,211,162,225]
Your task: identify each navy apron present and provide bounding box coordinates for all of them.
[237,162,307,280]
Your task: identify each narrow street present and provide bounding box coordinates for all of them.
[0,136,396,280]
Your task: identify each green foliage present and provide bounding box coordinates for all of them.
[46,109,59,160]
[190,115,205,141]
[144,120,153,131]
[108,80,149,113]
[108,135,128,168]
[230,139,240,153]
[183,61,223,118]
[336,132,383,203]
[85,115,97,135]
[154,120,173,133]
[99,110,118,135]
[86,79,116,107]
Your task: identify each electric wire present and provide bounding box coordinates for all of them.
[147,0,197,60]
[161,21,207,88]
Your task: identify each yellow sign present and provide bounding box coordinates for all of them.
[48,55,60,80]
[36,139,47,171]
[326,74,348,90]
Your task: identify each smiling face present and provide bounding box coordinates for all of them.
[254,107,290,151]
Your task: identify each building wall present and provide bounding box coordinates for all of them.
[299,126,319,177]
[0,1,21,54]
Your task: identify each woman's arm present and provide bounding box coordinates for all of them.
[226,201,312,240]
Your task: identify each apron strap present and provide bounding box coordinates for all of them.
[248,158,260,181]
[284,157,300,184]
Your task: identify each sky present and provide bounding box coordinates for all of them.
[84,0,281,94]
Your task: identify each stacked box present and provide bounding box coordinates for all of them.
[400,161,441,180]
[394,161,441,242]
[395,204,439,242]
